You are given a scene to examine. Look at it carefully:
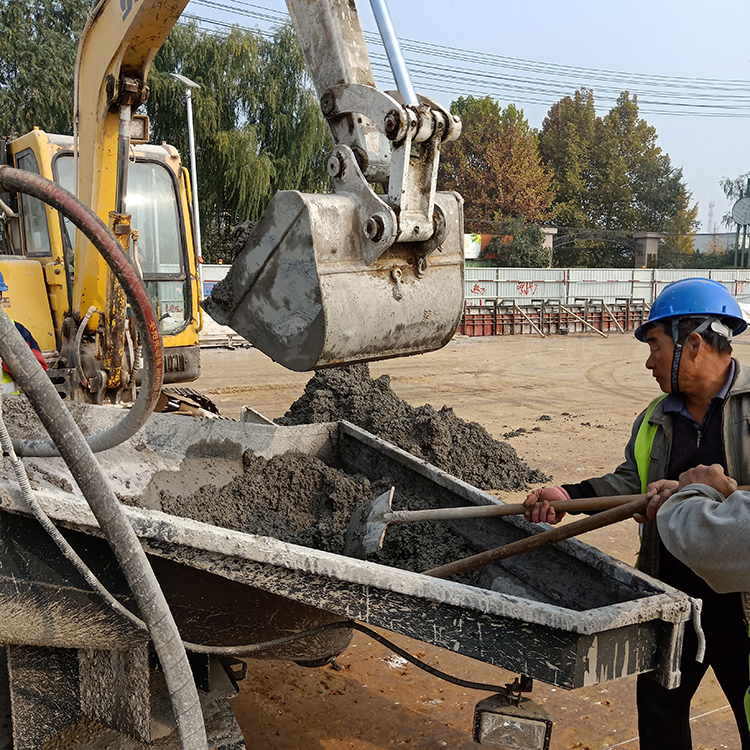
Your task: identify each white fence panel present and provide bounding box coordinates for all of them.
[464,267,750,307]
[465,268,565,303]
[567,269,636,304]
[631,268,654,302]
[733,271,750,303]
[654,269,707,300]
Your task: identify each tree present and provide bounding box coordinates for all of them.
[538,88,596,229]
[438,96,554,230]
[539,90,698,266]
[0,0,88,136]
[477,219,548,267]
[147,22,332,260]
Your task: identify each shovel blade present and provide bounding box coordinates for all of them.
[344,487,395,559]
[202,190,464,372]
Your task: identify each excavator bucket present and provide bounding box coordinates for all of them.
[203,189,465,372]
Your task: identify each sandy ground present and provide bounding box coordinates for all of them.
[193,333,750,750]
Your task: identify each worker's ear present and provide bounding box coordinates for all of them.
[686,331,704,355]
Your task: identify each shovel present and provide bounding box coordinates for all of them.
[422,496,649,579]
[344,488,647,559]
[421,481,750,579]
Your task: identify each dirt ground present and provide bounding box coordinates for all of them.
[193,332,750,750]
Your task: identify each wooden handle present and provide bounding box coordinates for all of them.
[422,496,649,579]
[385,493,645,525]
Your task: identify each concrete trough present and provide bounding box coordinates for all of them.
[0,406,693,693]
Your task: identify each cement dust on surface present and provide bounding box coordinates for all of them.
[192,334,750,750]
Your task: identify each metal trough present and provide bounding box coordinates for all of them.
[0,405,692,694]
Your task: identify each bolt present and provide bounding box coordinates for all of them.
[320,90,335,117]
[384,110,401,138]
[364,214,385,242]
[327,154,344,178]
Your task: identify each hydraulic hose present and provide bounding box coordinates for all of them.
[0,165,163,457]
[0,402,148,635]
[0,310,207,750]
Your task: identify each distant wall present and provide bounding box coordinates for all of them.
[465,267,750,306]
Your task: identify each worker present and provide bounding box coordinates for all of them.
[655,464,750,736]
[656,463,749,592]
[523,277,750,750]
[0,270,48,394]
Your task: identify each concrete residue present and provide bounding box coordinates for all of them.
[0,367,548,582]
[276,364,549,491]
[155,449,482,583]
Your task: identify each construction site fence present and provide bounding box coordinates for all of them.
[461,267,750,337]
[465,267,750,307]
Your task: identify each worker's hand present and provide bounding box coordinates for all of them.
[523,486,570,524]
[635,479,679,523]
[677,464,737,498]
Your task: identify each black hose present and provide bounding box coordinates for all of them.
[0,166,163,457]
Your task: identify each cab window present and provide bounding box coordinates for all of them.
[54,154,190,336]
[15,150,52,257]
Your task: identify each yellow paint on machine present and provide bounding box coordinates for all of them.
[0,258,56,354]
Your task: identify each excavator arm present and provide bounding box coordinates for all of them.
[72,0,191,396]
[204,0,466,370]
[72,0,465,380]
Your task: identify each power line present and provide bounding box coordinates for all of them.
[183,1,750,118]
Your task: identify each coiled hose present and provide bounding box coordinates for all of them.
[0,166,162,457]
[0,168,207,749]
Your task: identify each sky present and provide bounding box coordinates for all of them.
[182,0,750,235]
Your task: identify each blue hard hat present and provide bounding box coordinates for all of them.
[0,271,7,293]
[635,277,747,342]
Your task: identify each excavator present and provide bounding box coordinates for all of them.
[0,0,466,403]
[0,1,694,749]
[0,128,203,403]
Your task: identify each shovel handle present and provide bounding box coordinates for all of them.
[384,494,645,524]
[423,496,649,579]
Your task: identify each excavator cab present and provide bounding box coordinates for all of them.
[203,0,465,371]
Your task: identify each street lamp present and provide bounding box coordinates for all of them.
[170,72,203,262]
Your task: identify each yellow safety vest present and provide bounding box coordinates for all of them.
[633,394,667,493]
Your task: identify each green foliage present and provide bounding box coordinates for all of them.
[438,96,554,228]
[538,89,596,228]
[539,90,698,266]
[657,245,733,269]
[147,22,332,260]
[0,0,88,135]
[479,219,549,267]
[552,236,635,268]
